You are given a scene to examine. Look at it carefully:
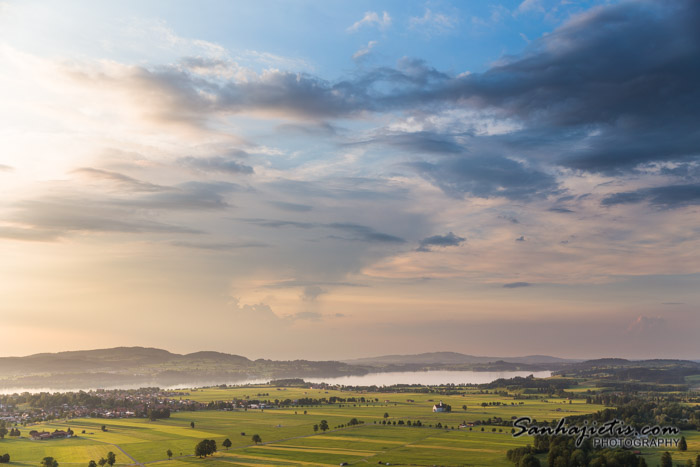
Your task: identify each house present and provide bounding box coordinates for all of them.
[30,430,71,440]
[432,401,451,413]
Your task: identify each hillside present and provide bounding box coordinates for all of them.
[0,347,365,390]
[344,352,578,366]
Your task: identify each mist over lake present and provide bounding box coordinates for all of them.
[0,370,552,394]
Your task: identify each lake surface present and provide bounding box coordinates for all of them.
[0,370,551,394]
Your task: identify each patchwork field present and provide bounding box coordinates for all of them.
[0,385,696,466]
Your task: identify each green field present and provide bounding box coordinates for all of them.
[1,385,697,466]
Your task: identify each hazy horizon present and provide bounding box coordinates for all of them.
[1,0,699,361]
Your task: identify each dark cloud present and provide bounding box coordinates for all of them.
[327,223,405,244]
[170,240,268,251]
[515,235,525,242]
[0,226,61,242]
[277,122,337,136]
[301,286,326,301]
[242,218,405,244]
[13,197,200,235]
[499,215,520,224]
[417,232,465,252]
[117,181,241,210]
[242,218,315,229]
[269,177,409,201]
[602,184,700,209]
[354,131,466,155]
[503,282,532,288]
[64,1,699,208]
[72,167,166,192]
[179,156,254,175]
[76,0,699,180]
[410,155,558,200]
[548,207,575,213]
[269,201,313,212]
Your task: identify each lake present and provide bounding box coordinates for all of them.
[0,370,552,394]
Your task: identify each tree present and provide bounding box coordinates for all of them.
[462,405,467,411]
[661,451,672,467]
[98,459,106,467]
[313,424,319,432]
[319,420,329,432]
[42,457,59,467]
[106,452,116,467]
[383,413,389,419]
[166,450,173,460]
[518,454,541,467]
[679,436,688,451]
[0,422,6,439]
[101,425,107,432]
[195,440,207,458]
[0,454,10,464]
[206,439,217,455]
[251,434,262,445]
[190,422,195,429]
[637,457,648,467]
[88,461,97,467]
[222,439,232,450]
[695,454,700,467]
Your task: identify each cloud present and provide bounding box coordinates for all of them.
[327,223,405,244]
[0,225,62,242]
[352,41,378,61]
[291,311,323,321]
[269,201,313,212]
[58,0,699,179]
[12,197,200,236]
[410,155,559,200]
[0,164,13,172]
[301,286,326,301]
[409,9,457,35]
[515,235,525,242]
[503,282,532,288]
[242,218,405,244]
[602,184,700,209]
[417,232,465,252]
[72,167,166,192]
[171,240,268,251]
[116,181,241,211]
[179,156,254,175]
[347,11,391,32]
[518,0,544,14]
[548,207,574,213]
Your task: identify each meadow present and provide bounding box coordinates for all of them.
[0,385,697,466]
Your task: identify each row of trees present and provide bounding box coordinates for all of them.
[0,454,9,463]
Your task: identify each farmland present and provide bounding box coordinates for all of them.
[1,383,698,466]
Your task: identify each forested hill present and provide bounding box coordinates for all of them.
[0,347,366,390]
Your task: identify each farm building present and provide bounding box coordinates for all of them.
[432,401,451,412]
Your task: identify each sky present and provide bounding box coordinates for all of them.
[1,0,699,360]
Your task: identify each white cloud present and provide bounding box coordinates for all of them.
[347,11,391,32]
[518,0,545,14]
[409,9,457,34]
[352,40,378,60]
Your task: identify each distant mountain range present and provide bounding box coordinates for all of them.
[0,347,367,390]
[343,351,579,366]
[0,346,652,391]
